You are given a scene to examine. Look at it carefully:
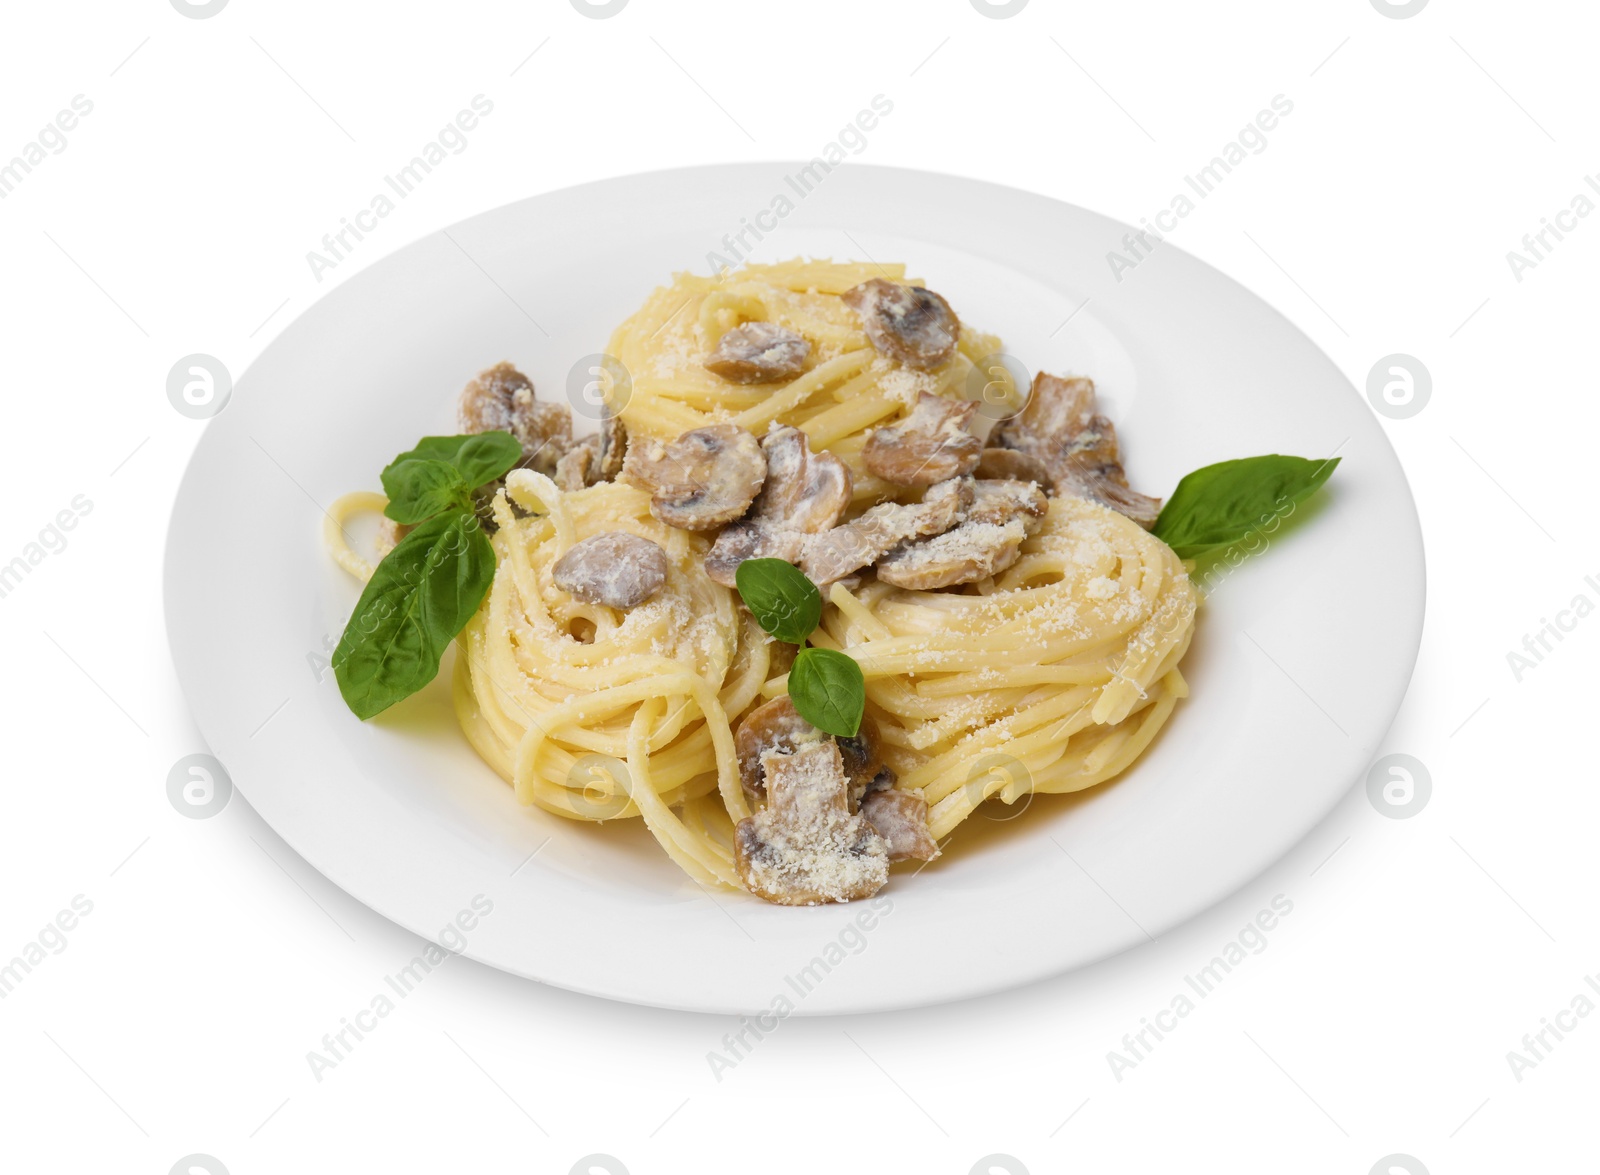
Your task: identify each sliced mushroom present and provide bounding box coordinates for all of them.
[704,521,806,586]
[551,532,669,609]
[990,373,1162,528]
[553,442,596,492]
[797,475,973,587]
[734,695,882,805]
[863,392,982,487]
[458,362,573,477]
[551,412,628,493]
[976,447,1052,488]
[734,741,889,905]
[704,322,811,384]
[755,425,854,531]
[842,279,960,371]
[966,478,1048,527]
[704,425,852,587]
[875,519,1030,590]
[860,788,940,862]
[595,411,627,482]
[622,424,766,532]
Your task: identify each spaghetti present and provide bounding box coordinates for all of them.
[325,259,1201,901]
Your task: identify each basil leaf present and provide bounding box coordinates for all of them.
[735,558,822,644]
[788,647,865,738]
[380,457,472,524]
[386,432,523,494]
[333,510,495,719]
[1153,454,1340,559]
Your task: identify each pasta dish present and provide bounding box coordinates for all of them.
[325,260,1336,906]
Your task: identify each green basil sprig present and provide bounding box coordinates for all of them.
[386,432,524,497]
[380,432,522,523]
[334,431,522,719]
[733,557,865,738]
[735,558,822,644]
[788,647,865,738]
[380,458,472,524]
[333,512,495,718]
[1153,454,1340,559]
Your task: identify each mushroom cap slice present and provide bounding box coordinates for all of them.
[753,425,853,532]
[798,475,973,587]
[734,695,883,805]
[703,425,852,586]
[967,478,1048,528]
[734,742,889,906]
[991,373,1162,528]
[622,423,766,532]
[595,411,628,481]
[552,442,597,492]
[704,521,806,588]
[863,392,983,487]
[976,446,1052,489]
[860,788,940,862]
[551,412,629,493]
[458,362,573,476]
[704,322,811,384]
[875,519,1030,590]
[841,279,961,371]
[1055,418,1163,527]
[550,532,669,610]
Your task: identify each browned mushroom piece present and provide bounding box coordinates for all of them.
[703,521,805,586]
[551,412,629,493]
[621,424,766,532]
[966,478,1048,527]
[552,442,597,492]
[704,425,853,587]
[733,741,889,905]
[841,279,961,372]
[595,411,628,482]
[797,475,973,587]
[854,765,896,813]
[550,532,669,610]
[990,373,1162,528]
[704,322,811,384]
[863,392,983,487]
[734,695,882,805]
[860,788,940,862]
[874,519,1031,590]
[756,426,854,531]
[975,446,1052,489]
[458,362,573,477]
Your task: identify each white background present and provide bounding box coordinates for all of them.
[1,1,1595,1172]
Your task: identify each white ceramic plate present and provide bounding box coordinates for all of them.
[164,164,1424,1015]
